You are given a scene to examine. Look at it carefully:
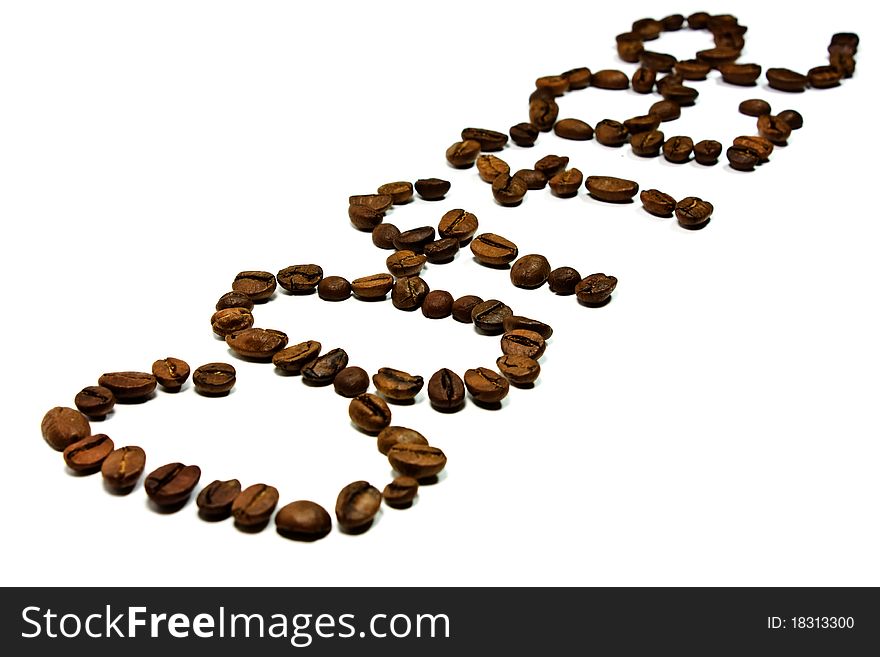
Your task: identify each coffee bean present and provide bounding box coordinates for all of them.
[510,254,551,288]
[348,204,385,231]
[215,291,254,312]
[101,446,145,492]
[371,223,400,250]
[193,362,236,396]
[660,84,699,106]
[472,299,513,334]
[277,264,323,294]
[197,479,241,520]
[211,307,254,337]
[145,462,201,507]
[687,12,711,28]
[275,500,332,541]
[496,354,541,386]
[777,109,803,130]
[828,46,856,78]
[334,366,370,397]
[388,444,447,480]
[726,146,759,172]
[351,273,395,300]
[273,340,322,374]
[656,73,683,92]
[757,114,792,145]
[464,367,510,404]
[509,122,539,147]
[226,328,288,360]
[383,476,419,509]
[63,433,114,472]
[595,119,629,146]
[98,372,157,401]
[336,481,382,532]
[693,139,722,165]
[470,233,518,266]
[575,273,618,307]
[423,238,459,263]
[350,194,393,212]
[427,368,465,412]
[476,154,510,183]
[547,268,581,296]
[492,174,528,207]
[391,276,430,311]
[74,386,116,418]
[830,32,859,50]
[528,97,559,132]
[808,65,842,89]
[377,181,414,205]
[502,315,553,339]
[640,50,677,72]
[446,139,481,168]
[513,169,547,190]
[640,189,677,217]
[150,357,190,392]
[585,176,639,203]
[548,169,583,198]
[534,155,569,179]
[631,67,656,93]
[733,135,774,162]
[592,69,630,89]
[377,426,429,455]
[232,483,279,528]
[422,290,454,319]
[317,276,351,301]
[616,32,644,63]
[386,250,427,277]
[414,178,450,200]
[535,74,569,96]
[301,348,349,386]
[632,18,663,40]
[438,209,478,245]
[649,99,681,121]
[661,14,685,30]
[373,367,424,402]
[349,393,392,434]
[462,127,509,151]
[663,135,694,163]
[696,46,741,67]
[232,271,276,303]
[501,329,546,359]
[719,62,762,85]
[766,68,808,92]
[393,226,436,253]
[739,98,771,117]
[631,130,664,157]
[554,119,594,141]
[675,59,711,80]
[562,67,591,89]
[675,197,714,230]
[452,295,483,323]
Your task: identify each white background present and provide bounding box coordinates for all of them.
[1,1,877,587]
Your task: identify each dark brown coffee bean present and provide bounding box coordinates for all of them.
[371,223,400,249]
[509,122,539,147]
[216,291,254,312]
[631,67,656,93]
[149,357,189,392]
[427,368,465,412]
[766,68,808,92]
[477,155,510,183]
[383,476,419,509]
[275,500,332,541]
[547,268,581,296]
[640,51,677,72]
[492,174,528,207]
[808,65,842,89]
[535,75,569,96]
[554,119,593,141]
[595,119,629,146]
[696,46,741,67]
[349,194,393,212]
[471,233,518,266]
[733,135,774,162]
[423,238,459,264]
[98,372,157,401]
[377,181,413,205]
[472,299,513,334]
[513,169,547,190]
[660,84,699,106]
[464,367,510,404]
[336,481,382,532]
[830,32,859,50]
[388,444,447,480]
[649,99,681,121]
[663,135,694,163]
[592,69,630,89]
[462,127,509,151]
[694,139,722,165]
[351,273,395,300]
[675,59,711,80]
[726,146,759,171]
[63,433,114,472]
[377,426,429,455]
[777,109,803,130]
[562,67,591,89]
[631,130,664,157]
[502,315,553,339]
[828,46,856,78]
[272,340,321,374]
[348,203,385,231]
[719,62,761,85]
[414,178,450,200]
[656,72,683,93]
[616,32,644,63]
[193,362,236,395]
[640,189,677,217]
[438,209,478,245]
[548,169,583,198]
[74,386,115,418]
[575,274,618,307]
[534,155,569,179]
[101,445,145,491]
[349,394,391,434]
[632,18,663,40]
[197,479,241,520]
[687,12,711,28]
[739,99,771,117]
[373,367,424,402]
[675,197,714,230]
[334,366,370,397]
[145,462,201,507]
[317,276,351,301]
[386,250,427,277]
[510,254,551,288]
[661,14,685,30]
[211,307,254,337]
[422,290,454,319]
[585,176,639,203]
[393,226,436,253]
[391,276,430,311]
[624,115,661,134]
[226,328,288,360]
[496,354,541,386]
[231,271,276,303]
[277,264,323,294]
[232,483,279,528]
[452,295,483,323]
[528,97,559,132]
[757,114,792,145]
[446,139,481,168]
[301,348,349,385]
[501,329,546,359]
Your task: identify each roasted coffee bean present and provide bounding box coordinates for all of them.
[739,98,771,117]
[719,62,761,85]
[830,32,859,50]
[631,130,664,157]
[215,291,254,312]
[471,233,518,266]
[386,250,427,277]
[534,155,569,178]
[349,394,392,434]
[275,501,332,541]
[766,68,808,92]
[592,69,630,89]
[649,99,681,121]
[452,295,483,323]
[535,74,569,96]
[687,11,710,28]
[575,274,618,307]
[640,189,676,216]
[548,169,583,198]
[675,59,711,80]
[383,476,419,509]
[226,328,288,360]
[393,226,436,253]
[828,46,856,78]
[562,67,591,89]
[733,135,774,162]
[414,178,450,201]
[477,155,510,183]
[509,122,539,147]
[232,483,279,528]
[464,367,510,404]
[472,299,513,334]
[273,340,322,373]
[427,368,466,412]
[631,67,656,93]
[438,209,478,245]
[211,307,254,337]
[388,444,447,480]
[632,18,663,40]
[528,87,554,104]
[492,174,528,207]
[624,115,661,134]
[378,426,429,455]
[656,73,683,93]
[63,433,114,472]
[333,366,370,397]
[726,146,759,171]
[317,276,351,301]
[145,462,201,507]
[660,84,699,106]
[510,254,551,288]
[391,276,430,311]
[424,238,459,263]
[461,127,508,151]
[696,46,741,67]
[74,386,115,418]
[547,268,581,296]
[193,362,236,395]
[585,176,639,203]
[693,139,722,165]
[502,315,553,339]
[661,13,685,30]
[277,264,323,294]
[373,367,424,402]
[757,115,792,145]
[616,32,644,63]
[446,139,481,168]
[197,479,242,520]
[231,271,276,303]
[808,65,842,89]
[301,348,349,385]
[501,329,546,359]
[348,204,385,231]
[640,50,677,72]
[777,109,803,130]
[595,119,629,146]
[422,290,454,319]
[675,197,714,230]
[351,273,395,300]
[554,119,593,141]
[663,135,694,163]
[349,194,393,212]
[98,372,156,401]
[513,169,547,190]
[496,354,541,386]
[371,223,400,250]
[150,357,190,392]
[101,445,145,491]
[336,481,382,532]
[377,181,413,205]
[528,97,559,132]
